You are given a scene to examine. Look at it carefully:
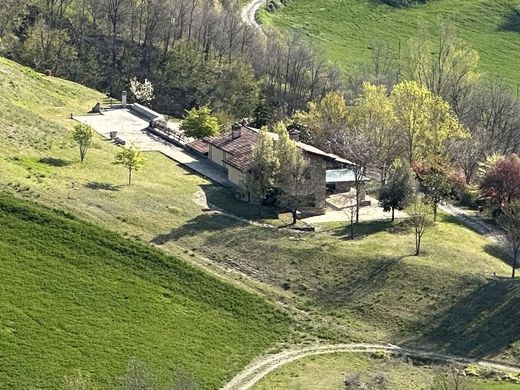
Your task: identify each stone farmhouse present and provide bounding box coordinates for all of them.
[187,123,365,216]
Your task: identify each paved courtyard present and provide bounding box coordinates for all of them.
[74,109,233,187]
[303,195,407,224]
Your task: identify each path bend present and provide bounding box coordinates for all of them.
[222,343,520,390]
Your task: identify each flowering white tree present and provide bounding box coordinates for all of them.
[129,77,154,105]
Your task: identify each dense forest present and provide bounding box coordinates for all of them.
[0,0,341,123]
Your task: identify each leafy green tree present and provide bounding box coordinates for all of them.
[391,80,467,164]
[420,167,452,222]
[293,91,349,148]
[242,127,280,209]
[212,60,259,119]
[408,198,435,256]
[379,161,416,221]
[72,123,95,163]
[114,147,145,186]
[20,19,77,76]
[180,107,220,139]
[497,201,520,278]
[350,82,400,182]
[274,123,310,225]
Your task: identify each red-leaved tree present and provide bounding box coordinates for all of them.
[480,154,520,206]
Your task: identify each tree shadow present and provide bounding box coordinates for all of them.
[408,279,520,359]
[328,220,408,240]
[38,157,71,167]
[484,242,515,271]
[441,213,495,236]
[151,213,246,245]
[84,182,122,191]
[499,7,520,33]
[201,184,278,221]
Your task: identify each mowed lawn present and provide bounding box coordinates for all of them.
[262,0,520,84]
[166,212,520,362]
[0,193,289,389]
[254,352,520,390]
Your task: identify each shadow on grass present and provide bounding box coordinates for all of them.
[441,213,496,236]
[328,220,408,240]
[313,256,404,306]
[201,184,278,221]
[38,157,71,167]
[151,213,246,245]
[84,182,122,191]
[499,7,520,33]
[484,243,515,272]
[410,279,520,359]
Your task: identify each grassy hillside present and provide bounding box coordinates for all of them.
[168,213,520,362]
[254,352,520,389]
[0,53,519,388]
[0,192,289,389]
[261,0,520,85]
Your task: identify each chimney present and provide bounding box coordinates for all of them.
[288,129,300,142]
[122,91,127,108]
[231,122,242,139]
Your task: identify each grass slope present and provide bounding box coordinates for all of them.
[254,352,520,389]
[262,0,520,85]
[0,192,289,389]
[168,213,520,361]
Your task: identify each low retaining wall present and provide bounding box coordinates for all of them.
[130,103,165,122]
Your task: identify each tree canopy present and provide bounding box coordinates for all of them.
[180,107,220,139]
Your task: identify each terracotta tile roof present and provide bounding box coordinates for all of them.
[185,139,209,155]
[191,125,356,172]
[205,126,258,155]
[223,151,252,172]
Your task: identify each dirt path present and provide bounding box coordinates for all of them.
[241,0,266,36]
[439,203,503,244]
[222,343,520,390]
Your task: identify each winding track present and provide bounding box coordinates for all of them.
[241,0,266,36]
[222,343,520,390]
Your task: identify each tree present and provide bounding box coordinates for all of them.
[72,123,95,162]
[430,366,474,390]
[129,77,154,106]
[123,358,155,390]
[349,82,399,183]
[408,198,435,256]
[497,201,520,278]
[391,81,467,164]
[169,368,199,390]
[379,160,416,222]
[180,107,220,139]
[419,166,451,222]
[242,127,280,209]
[480,154,520,206]
[274,123,310,225]
[114,147,145,185]
[408,22,480,120]
[293,91,349,148]
[62,369,98,390]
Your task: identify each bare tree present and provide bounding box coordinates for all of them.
[497,201,520,278]
[408,198,435,256]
